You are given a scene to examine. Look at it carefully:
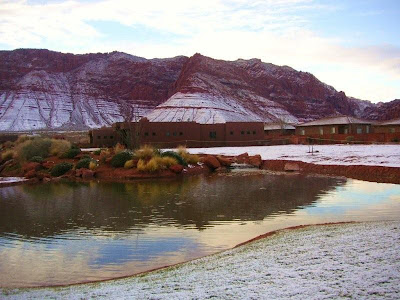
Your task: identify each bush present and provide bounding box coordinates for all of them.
[124,159,135,169]
[60,148,81,159]
[2,141,14,149]
[176,146,199,165]
[29,156,44,163]
[99,148,112,163]
[17,138,52,161]
[158,156,178,168]
[51,162,73,177]
[1,150,15,162]
[50,139,71,156]
[391,137,399,143]
[161,151,187,166]
[76,158,92,169]
[93,149,102,155]
[111,151,132,168]
[16,135,31,145]
[137,158,159,172]
[114,143,125,154]
[134,145,156,160]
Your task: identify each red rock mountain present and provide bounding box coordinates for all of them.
[0,49,398,131]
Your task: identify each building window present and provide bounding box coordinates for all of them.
[253,131,256,135]
[331,127,336,134]
[104,136,107,139]
[152,132,156,136]
[356,127,362,134]
[166,132,170,136]
[110,136,114,139]
[173,132,177,136]
[144,132,149,136]
[209,131,217,139]
[300,129,305,135]
[390,127,395,133]
[319,127,323,135]
[241,131,245,135]
[97,136,101,139]
[230,131,234,135]
[179,132,183,136]
[247,131,250,134]
[344,128,348,134]
[366,126,370,134]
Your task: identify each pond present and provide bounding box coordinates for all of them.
[0,171,400,287]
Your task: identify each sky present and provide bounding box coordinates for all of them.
[0,0,399,103]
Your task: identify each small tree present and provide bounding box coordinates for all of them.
[119,101,142,149]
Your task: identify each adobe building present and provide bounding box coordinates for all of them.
[295,116,374,136]
[374,118,400,134]
[89,127,121,147]
[264,123,295,137]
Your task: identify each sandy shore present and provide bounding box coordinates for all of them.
[3,220,399,299]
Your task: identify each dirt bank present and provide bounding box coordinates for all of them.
[262,159,400,184]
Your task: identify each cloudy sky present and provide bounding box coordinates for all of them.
[1,0,399,103]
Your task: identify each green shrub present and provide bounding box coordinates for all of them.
[17,138,52,161]
[93,149,102,155]
[76,158,92,169]
[29,156,44,163]
[60,148,81,159]
[161,151,187,166]
[51,162,73,177]
[111,151,133,168]
[391,137,399,143]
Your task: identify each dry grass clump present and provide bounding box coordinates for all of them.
[89,160,98,170]
[177,145,199,165]
[158,156,178,168]
[135,145,156,160]
[50,139,71,156]
[124,159,135,169]
[137,156,178,172]
[1,150,15,161]
[14,138,52,161]
[114,143,126,154]
[15,135,31,145]
[99,148,112,163]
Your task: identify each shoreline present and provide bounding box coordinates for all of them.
[3,220,399,299]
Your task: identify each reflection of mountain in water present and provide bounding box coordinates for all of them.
[0,174,346,238]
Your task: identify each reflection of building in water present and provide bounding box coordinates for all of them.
[0,174,346,237]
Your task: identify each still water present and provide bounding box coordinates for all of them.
[0,171,399,287]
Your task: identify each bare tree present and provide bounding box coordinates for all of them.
[119,101,142,149]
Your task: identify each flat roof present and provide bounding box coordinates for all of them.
[297,116,373,127]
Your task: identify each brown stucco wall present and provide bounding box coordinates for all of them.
[296,124,372,136]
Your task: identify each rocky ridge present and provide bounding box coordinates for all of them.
[0,49,399,131]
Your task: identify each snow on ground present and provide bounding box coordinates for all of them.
[4,221,400,299]
[187,144,400,167]
[0,177,27,184]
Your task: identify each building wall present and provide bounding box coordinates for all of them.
[373,125,400,134]
[296,124,372,136]
[89,129,121,147]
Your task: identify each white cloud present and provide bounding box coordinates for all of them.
[0,0,399,102]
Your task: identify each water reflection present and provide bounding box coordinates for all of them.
[0,172,399,287]
[0,173,345,238]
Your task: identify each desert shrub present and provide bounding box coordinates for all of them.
[29,156,44,163]
[161,151,187,166]
[17,138,52,161]
[111,151,132,168]
[137,158,160,172]
[99,148,112,163]
[114,143,126,154]
[89,160,98,170]
[158,156,178,168]
[1,150,15,162]
[176,146,199,165]
[345,136,354,143]
[2,141,14,149]
[50,139,71,156]
[16,135,31,145]
[134,145,157,160]
[60,148,81,159]
[51,162,73,177]
[76,158,92,169]
[124,159,135,169]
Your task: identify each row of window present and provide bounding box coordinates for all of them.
[299,126,370,135]
[97,136,114,139]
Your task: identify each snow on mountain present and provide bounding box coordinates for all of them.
[0,49,399,131]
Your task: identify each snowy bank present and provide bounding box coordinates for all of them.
[4,221,400,299]
[187,144,400,167]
